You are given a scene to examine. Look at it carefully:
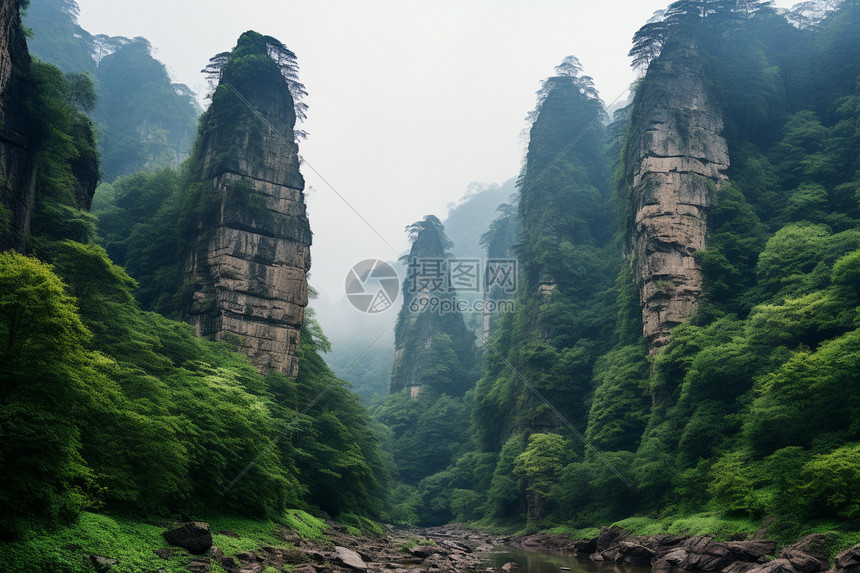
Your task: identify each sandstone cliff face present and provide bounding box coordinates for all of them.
[0,0,36,250]
[184,34,311,376]
[626,44,729,352]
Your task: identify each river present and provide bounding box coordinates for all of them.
[484,546,653,573]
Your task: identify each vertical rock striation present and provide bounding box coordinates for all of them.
[0,0,36,250]
[183,32,311,376]
[626,44,729,352]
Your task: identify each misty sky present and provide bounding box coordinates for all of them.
[77,0,798,306]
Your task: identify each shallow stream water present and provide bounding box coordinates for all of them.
[483,546,653,573]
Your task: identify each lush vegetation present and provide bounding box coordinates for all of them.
[369,216,480,524]
[24,0,200,181]
[1,19,387,547]
[0,510,329,572]
[4,0,860,558]
[385,0,860,543]
[1,223,387,538]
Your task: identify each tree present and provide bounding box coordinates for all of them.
[629,20,668,70]
[0,252,93,534]
[514,433,572,522]
[202,32,308,129]
[65,71,95,112]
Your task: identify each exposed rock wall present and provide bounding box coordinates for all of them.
[626,43,729,352]
[0,0,36,250]
[184,34,311,376]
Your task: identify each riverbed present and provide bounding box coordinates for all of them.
[484,546,653,573]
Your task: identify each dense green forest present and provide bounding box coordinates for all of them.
[24,0,200,180]
[2,0,860,569]
[380,0,860,541]
[0,14,387,547]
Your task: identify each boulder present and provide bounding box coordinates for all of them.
[835,543,860,572]
[685,536,715,554]
[618,541,657,566]
[235,551,259,563]
[783,534,834,567]
[164,521,213,555]
[782,548,825,573]
[653,548,689,570]
[720,561,760,573]
[676,537,777,571]
[500,562,519,572]
[598,541,656,566]
[407,545,445,558]
[571,537,598,556]
[746,559,798,573]
[334,546,368,570]
[595,525,627,552]
[725,540,778,561]
[440,539,472,553]
[652,534,686,548]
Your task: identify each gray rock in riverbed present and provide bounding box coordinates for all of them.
[782,548,826,573]
[783,533,834,567]
[746,558,799,573]
[835,543,860,572]
[408,545,446,558]
[334,545,368,570]
[653,548,689,570]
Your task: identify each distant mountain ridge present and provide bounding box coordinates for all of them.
[24,0,200,181]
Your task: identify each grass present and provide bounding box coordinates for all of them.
[544,525,601,539]
[207,515,292,555]
[612,513,760,541]
[338,513,385,537]
[0,509,332,573]
[283,510,327,541]
[0,512,193,573]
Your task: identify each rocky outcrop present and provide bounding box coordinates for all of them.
[626,42,729,351]
[835,543,860,572]
[779,533,834,573]
[164,521,213,555]
[183,32,311,376]
[0,0,36,250]
[390,215,477,396]
[514,528,787,573]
